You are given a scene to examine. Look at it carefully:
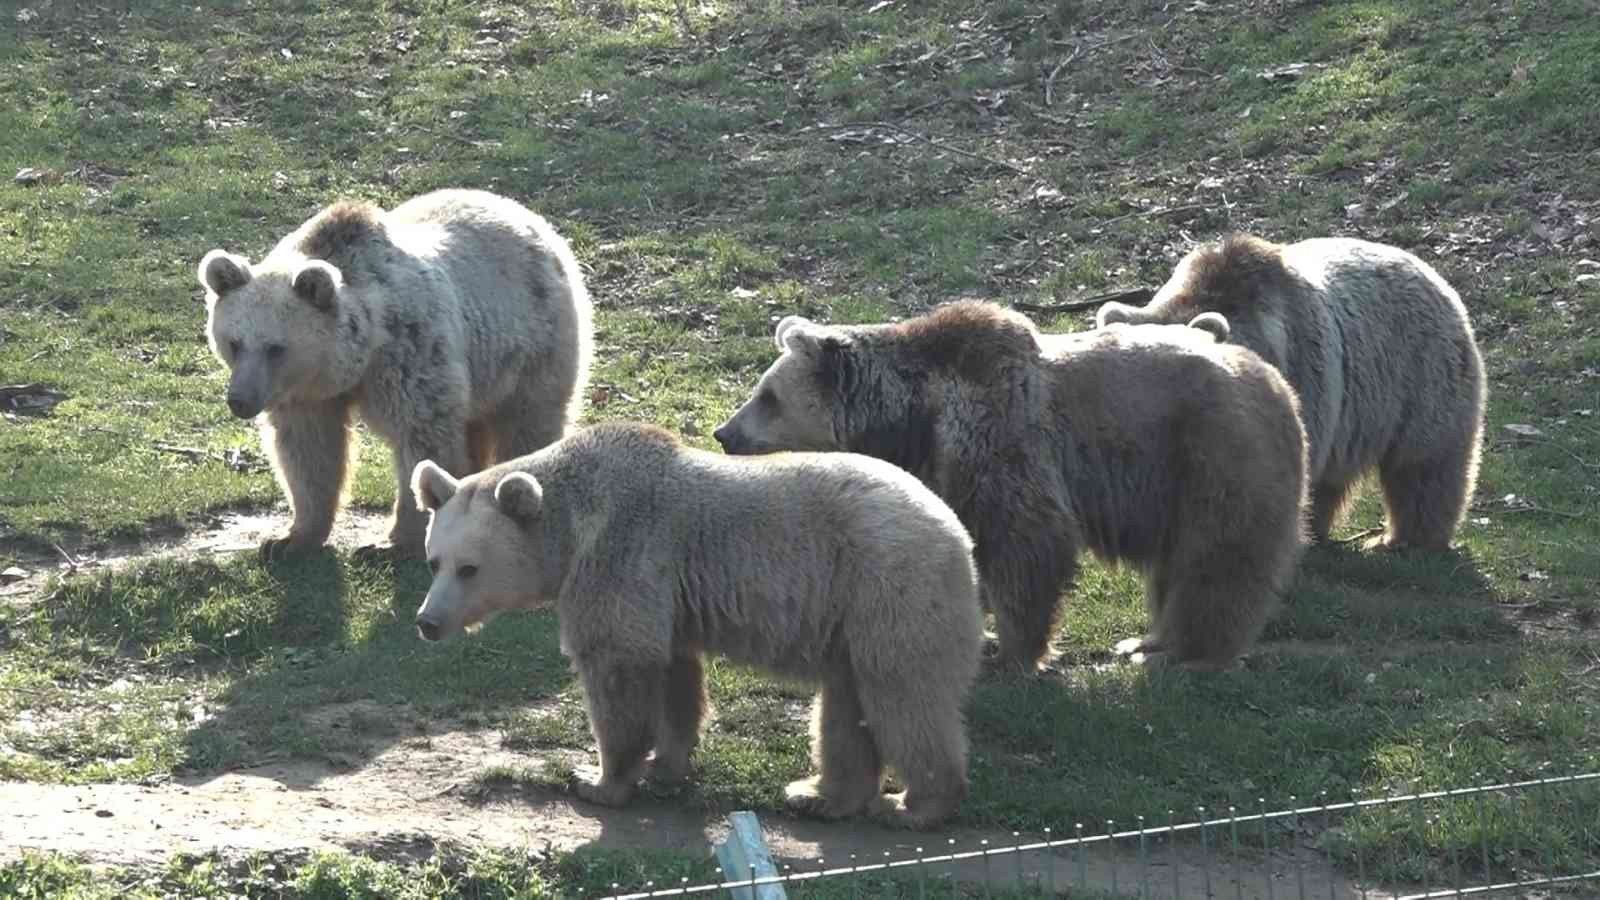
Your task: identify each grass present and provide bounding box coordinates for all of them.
[2,0,1599,895]
[0,847,1121,899]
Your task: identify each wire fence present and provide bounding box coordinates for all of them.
[599,769,1600,899]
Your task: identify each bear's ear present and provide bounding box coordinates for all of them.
[412,460,460,512]
[493,472,544,523]
[292,260,342,313]
[775,315,842,356]
[1187,311,1231,343]
[198,250,253,297]
[1095,301,1137,329]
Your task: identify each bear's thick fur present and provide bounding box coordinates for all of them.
[198,188,592,559]
[1097,234,1486,550]
[715,302,1308,673]
[411,423,982,829]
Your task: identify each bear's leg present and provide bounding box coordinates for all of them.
[987,538,1073,675]
[1309,478,1355,544]
[785,670,883,821]
[381,433,471,559]
[572,658,663,808]
[1371,442,1476,552]
[856,679,969,830]
[1115,567,1174,660]
[259,400,352,561]
[648,653,706,783]
[488,394,568,463]
[1156,552,1280,671]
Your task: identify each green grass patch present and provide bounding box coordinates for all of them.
[2,0,1599,888]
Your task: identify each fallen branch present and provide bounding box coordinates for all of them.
[1011,286,1156,314]
[822,121,1029,176]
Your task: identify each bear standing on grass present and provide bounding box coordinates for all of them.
[410,423,982,829]
[715,302,1308,674]
[1097,234,1486,551]
[197,189,592,560]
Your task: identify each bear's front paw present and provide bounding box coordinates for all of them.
[352,543,401,564]
[259,535,321,564]
[569,765,636,807]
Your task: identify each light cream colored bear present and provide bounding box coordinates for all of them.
[1097,234,1486,550]
[410,422,982,829]
[198,188,592,560]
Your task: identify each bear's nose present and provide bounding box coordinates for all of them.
[713,425,737,452]
[415,616,443,642]
[226,393,259,419]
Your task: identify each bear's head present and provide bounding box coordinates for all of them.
[196,248,362,419]
[715,315,937,473]
[410,460,548,642]
[714,316,852,456]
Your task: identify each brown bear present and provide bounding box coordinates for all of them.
[410,422,982,829]
[1097,234,1486,551]
[198,188,592,560]
[715,302,1308,674]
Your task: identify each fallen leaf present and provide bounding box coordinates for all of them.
[280,47,293,60]
[1502,423,1543,438]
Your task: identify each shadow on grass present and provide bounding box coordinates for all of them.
[173,551,577,785]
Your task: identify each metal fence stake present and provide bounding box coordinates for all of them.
[1229,806,1241,900]
[1139,815,1150,900]
[1260,798,1275,900]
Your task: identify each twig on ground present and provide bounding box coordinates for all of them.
[1470,502,1588,520]
[49,542,80,572]
[1044,43,1083,107]
[1011,286,1156,314]
[1333,527,1385,545]
[153,442,208,461]
[822,122,1029,176]
[1095,203,1207,229]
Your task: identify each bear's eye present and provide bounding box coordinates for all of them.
[427,559,441,575]
[457,564,478,579]
[228,338,242,356]
[265,343,286,360]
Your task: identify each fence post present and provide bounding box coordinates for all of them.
[714,811,787,900]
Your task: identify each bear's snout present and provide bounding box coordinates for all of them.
[226,391,263,420]
[713,424,741,454]
[415,615,443,642]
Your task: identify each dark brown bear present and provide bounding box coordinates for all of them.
[716,302,1309,673]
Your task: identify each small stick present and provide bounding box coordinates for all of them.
[1011,286,1156,314]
